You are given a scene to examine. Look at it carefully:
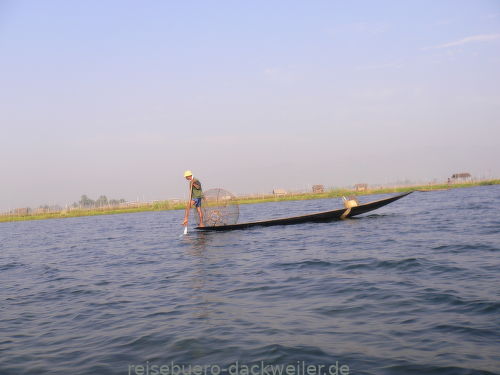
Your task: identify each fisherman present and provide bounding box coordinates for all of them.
[183,170,204,227]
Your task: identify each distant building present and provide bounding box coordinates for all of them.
[312,185,324,193]
[354,183,368,192]
[12,208,31,215]
[451,173,472,182]
[273,189,287,197]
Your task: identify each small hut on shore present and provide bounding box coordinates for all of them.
[12,208,31,215]
[354,183,368,192]
[312,185,324,193]
[450,173,472,182]
[273,189,287,197]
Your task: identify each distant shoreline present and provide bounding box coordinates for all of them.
[1,179,499,223]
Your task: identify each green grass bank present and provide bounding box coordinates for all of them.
[1,179,499,223]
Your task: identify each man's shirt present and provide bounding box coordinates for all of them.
[191,178,202,199]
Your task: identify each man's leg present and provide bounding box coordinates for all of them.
[197,206,204,226]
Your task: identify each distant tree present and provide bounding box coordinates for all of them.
[74,195,125,208]
[110,199,125,206]
[96,195,108,207]
[79,195,95,208]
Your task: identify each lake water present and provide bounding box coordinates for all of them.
[1,186,499,375]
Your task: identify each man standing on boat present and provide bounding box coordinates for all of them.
[183,170,204,227]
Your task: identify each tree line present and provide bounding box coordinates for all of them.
[73,195,126,208]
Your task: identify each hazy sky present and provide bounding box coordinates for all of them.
[1,0,499,210]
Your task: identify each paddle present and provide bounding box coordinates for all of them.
[183,179,193,235]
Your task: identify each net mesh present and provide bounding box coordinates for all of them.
[192,188,239,227]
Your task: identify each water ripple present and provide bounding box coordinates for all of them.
[1,186,499,374]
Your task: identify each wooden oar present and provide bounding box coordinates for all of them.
[183,179,193,235]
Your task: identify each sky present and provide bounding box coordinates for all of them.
[1,0,499,211]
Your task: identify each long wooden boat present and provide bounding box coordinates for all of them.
[195,191,412,232]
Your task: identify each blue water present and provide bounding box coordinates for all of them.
[1,186,499,375]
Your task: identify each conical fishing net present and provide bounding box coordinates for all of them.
[192,188,239,227]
